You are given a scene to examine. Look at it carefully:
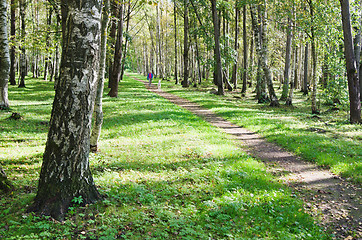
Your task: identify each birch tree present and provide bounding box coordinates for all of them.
[0,0,10,109]
[91,0,110,152]
[29,0,102,220]
[18,0,26,88]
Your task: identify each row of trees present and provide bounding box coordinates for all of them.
[127,0,361,123]
[0,0,360,220]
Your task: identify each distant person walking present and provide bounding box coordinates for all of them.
[147,72,153,86]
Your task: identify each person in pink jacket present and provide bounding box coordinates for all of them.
[147,72,153,86]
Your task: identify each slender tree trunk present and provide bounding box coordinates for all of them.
[44,6,53,81]
[195,35,202,85]
[182,0,189,87]
[356,1,362,101]
[28,0,102,221]
[107,1,118,88]
[174,2,178,84]
[302,42,309,95]
[0,0,10,109]
[120,0,131,81]
[251,4,278,106]
[156,3,163,79]
[241,5,248,94]
[340,0,361,123]
[261,6,279,106]
[211,0,224,95]
[108,2,124,97]
[231,5,239,88]
[54,15,61,85]
[9,0,16,86]
[286,45,297,106]
[280,17,293,101]
[18,0,26,88]
[310,34,318,113]
[249,36,254,88]
[91,0,110,152]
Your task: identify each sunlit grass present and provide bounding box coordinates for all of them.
[0,76,331,239]
[151,73,362,183]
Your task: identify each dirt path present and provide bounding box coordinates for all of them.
[131,76,361,239]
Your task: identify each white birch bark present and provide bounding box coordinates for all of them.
[90,0,110,152]
[0,0,10,109]
[29,0,102,221]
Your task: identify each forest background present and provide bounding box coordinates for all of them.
[0,0,361,239]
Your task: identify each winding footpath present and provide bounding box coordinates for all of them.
[130,75,361,239]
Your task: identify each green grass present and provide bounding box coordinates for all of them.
[148,73,362,184]
[0,75,331,239]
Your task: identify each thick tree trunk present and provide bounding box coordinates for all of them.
[9,0,16,86]
[18,0,26,88]
[28,0,102,221]
[211,0,224,95]
[340,0,361,123]
[108,2,124,98]
[0,0,10,109]
[241,5,248,94]
[280,17,293,101]
[91,0,110,152]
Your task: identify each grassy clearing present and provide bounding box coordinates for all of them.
[144,73,362,184]
[1,76,330,239]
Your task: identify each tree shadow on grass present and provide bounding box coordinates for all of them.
[94,154,328,239]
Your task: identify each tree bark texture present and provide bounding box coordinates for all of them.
[0,0,10,109]
[310,37,318,114]
[281,17,293,101]
[241,5,248,94]
[286,45,297,106]
[29,0,102,221]
[340,0,361,123]
[107,2,118,88]
[9,0,16,86]
[18,0,26,88]
[259,4,279,106]
[120,0,131,82]
[44,6,53,82]
[250,4,278,106]
[231,5,239,88]
[211,0,224,95]
[182,0,189,87]
[156,4,163,79]
[108,2,124,97]
[91,0,110,152]
[174,2,178,84]
[303,42,309,95]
